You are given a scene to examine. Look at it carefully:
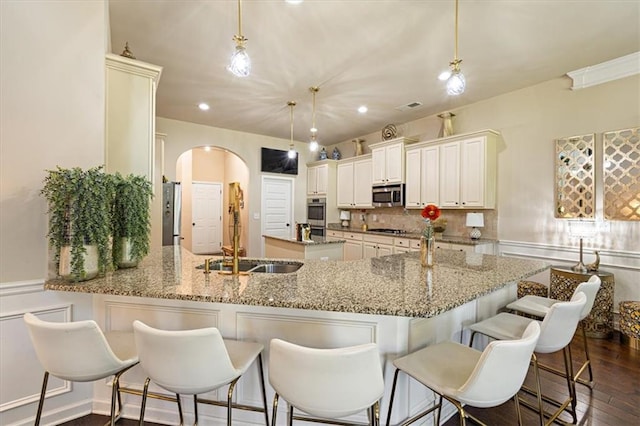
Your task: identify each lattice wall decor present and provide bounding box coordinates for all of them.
[603,127,640,221]
[555,134,595,218]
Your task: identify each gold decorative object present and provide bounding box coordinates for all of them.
[586,251,600,272]
[554,134,595,218]
[381,124,397,140]
[120,42,136,59]
[603,127,640,221]
[438,112,455,137]
[352,138,364,156]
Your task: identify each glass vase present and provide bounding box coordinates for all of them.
[420,235,435,267]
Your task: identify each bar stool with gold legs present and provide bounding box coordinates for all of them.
[469,292,587,426]
[133,320,269,426]
[506,275,601,388]
[23,313,139,426]
[269,339,384,425]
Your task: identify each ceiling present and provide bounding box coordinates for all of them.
[108,0,640,146]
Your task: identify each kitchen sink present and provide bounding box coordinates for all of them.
[196,260,303,274]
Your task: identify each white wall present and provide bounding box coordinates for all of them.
[0,1,108,424]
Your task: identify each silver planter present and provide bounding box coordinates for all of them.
[116,237,138,268]
[59,244,99,281]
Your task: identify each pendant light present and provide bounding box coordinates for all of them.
[309,86,319,152]
[287,101,297,159]
[446,0,465,95]
[228,0,250,77]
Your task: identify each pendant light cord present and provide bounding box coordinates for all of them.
[237,0,243,38]
[454,0,459,61]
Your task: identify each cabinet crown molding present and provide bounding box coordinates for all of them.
[411,129,501,149]
[106,53,163,83]
[369,136,417,149]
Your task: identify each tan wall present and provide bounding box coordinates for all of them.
[0,1,107,283]
[192,147,225,182]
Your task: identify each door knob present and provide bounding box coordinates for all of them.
[286,223,290,227]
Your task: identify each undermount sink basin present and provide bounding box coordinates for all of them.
[196,260,303,274]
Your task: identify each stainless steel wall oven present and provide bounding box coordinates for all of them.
[307,198,326,237]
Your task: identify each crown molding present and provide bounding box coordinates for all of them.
[567,51,640,90]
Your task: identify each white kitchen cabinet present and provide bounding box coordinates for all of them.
[405,145,439,208]
[363,234,394,258]
[336,156,372,208]
[343,231,364,261]
[370,137,416,185]
[105,54,162,180]
[307,160,335,196]
[439,134,497,208]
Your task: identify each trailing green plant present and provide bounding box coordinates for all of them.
[111,173,153,267]
[41,166,115,280]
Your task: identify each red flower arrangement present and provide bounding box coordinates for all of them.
[421,204,441,221]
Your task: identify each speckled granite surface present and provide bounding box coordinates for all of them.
[263,235,345,245]
[45,247,549,318]
[326,224,496,246]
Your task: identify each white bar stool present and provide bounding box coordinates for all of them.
[506,275,601,387]
[133,320,269,426]
[386,322,540,426]
[23,312,139,426]
[469,292,587,426]
[268,339,384,425]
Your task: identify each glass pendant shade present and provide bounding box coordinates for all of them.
[229,45,250,77]
[287,145,297,159]
[309,139,318,152]
[446,69,466,95]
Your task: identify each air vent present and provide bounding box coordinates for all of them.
[395,101,423,111]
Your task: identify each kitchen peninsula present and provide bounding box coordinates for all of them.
[45,247,548,425]
[263,234,345,260]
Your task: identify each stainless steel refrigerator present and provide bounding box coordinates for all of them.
[162,182,182,246]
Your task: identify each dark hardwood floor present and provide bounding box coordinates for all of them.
[62,332,638,426]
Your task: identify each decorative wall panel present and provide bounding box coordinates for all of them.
[555,134,595,218]
[603,127,640,221]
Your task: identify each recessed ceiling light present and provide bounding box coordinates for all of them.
[204,146,211,152]
[358,105,368,114]
[438,71,451,81]
[198,103,210,111]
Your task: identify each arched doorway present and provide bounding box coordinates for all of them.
[173,146,250,254]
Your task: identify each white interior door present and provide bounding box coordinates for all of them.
[261,176,294,247]
[192,182,222,254]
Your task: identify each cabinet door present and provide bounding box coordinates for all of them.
[353,159,373,207]
[371,147,387,185]
[315,164,329,195]
[307,167,318,195]
[439,141,461,207]
[405,149,422,208]
[422,145,440,206]
[344,240,363,260]
[362,242,378,259]
[336,162,354,207]
[460,137,485,207]
[385,143,404,183]
[377,244,393,256]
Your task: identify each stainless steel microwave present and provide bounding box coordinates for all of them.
[372,184,404,207]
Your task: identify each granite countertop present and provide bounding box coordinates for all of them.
[326,224,496,246]
[45,247,549,318]
[263,234,345,245]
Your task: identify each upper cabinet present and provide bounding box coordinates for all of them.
[406,130,499,209]
[337,155,373,208]
[307,162,329,195]
[405,145,439,208]
[370,137,416,185]
[105,54,162,179]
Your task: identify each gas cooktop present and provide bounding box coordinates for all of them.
[367,228,407,235]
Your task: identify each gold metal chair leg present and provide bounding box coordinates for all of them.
[193,394,198,425]
[34,371,49,426]
[139,377,151,426]
[385,368,401,426]
[176,393,184,426]
[272,393,280,426]
[227,378,239,426]
[435,395,443,426]
[257,353,270,426]
[514,393,523,426]
[287,404,294,426]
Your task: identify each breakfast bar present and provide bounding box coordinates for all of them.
[45,247,549,425]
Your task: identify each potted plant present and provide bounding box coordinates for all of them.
[111,173,153,268]
[41,166,114,281]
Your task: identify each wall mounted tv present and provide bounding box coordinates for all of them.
[261,147,298,175]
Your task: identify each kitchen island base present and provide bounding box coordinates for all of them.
[90,285,516,425]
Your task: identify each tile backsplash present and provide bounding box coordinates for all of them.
[344,207,497,239]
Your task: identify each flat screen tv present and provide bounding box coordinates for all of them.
[261,147,298,175]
